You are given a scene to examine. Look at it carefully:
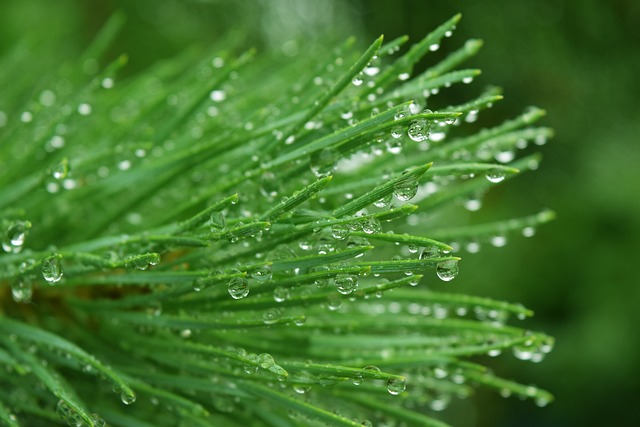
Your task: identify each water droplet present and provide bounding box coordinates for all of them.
[263,308,282,325]
[429,43,440,51]
[534,135,547,146]
[463,195,482,212]
[495,150,515,163]
[490,235,508,247]
[436,260,459,282]
[310,147,338,177]
[373,194,392,208]
[352,76,363,86]
[386,377,406,395]
[293,315,306,326]
[101,77,114,89]
[485,171,506,183]
[462,76,474,84]
[390,126,403,139]
[327,294,342,311]
[52,158,69,180]
[398,72,410,81]
[331,223,349,240]
[228,277,249,299]
[465,241,481,253]
[2,220,31,253]
[522,226,536,237]
[251,265,272,282]
[120,389,136,405]
[335,273,358,295]
[407,119,431,142]
[465,110,478,123]
[78,103,92,115]
[362,365,381,375]
[210,211,226,232]
[56,400,82,426]
[210,90,226,102]
[361,217,381,234]
[420,246,443,259]
[384,139,402,155]
[42,254,63,283]
[393,175,418,202]
[407,244,418,254]
[11,277,33,303]
[20,111,33,123]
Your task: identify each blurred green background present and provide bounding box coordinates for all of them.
[1,1,638,426]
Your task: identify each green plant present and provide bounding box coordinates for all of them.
[0,13,555,427]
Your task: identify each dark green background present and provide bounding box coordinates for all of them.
[1,1,638,426]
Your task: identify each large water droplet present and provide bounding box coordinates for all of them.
[386,377,406,395]
[331,223,349,240]
[393,175,418,202]
[436,260,459,282]
[420,246,443,259]
[361,217,381,234]
[228,277,249,299]
[42,254,63,283]
[334,273,358,295]
[407,119,431,142]
[373,194,392,208]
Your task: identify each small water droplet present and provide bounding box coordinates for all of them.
[52,158,69,180]
[390,126,403,139]
[465,241,481,253]
[310,147,338,177]
[2,220,31,253]
[436,260,459,282]
[485,171,506,183]
[522,226,536,237]
[263,308,282,324]
[78,103,92,115]
[251,264,272,282]
[495,150,515,163]
[352,76,363,86]
[386,377,406,395]
[463,195,482,212]
[429,43,440,52]
[228,277,249,299]
[11,277,33,303]
[120,389,136,405]
[42,254,63,283]
[210,90,226,102]
[490,235,508,247]
[398,72,410,81]
[210,211,226,233]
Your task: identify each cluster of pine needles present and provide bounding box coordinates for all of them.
[0,13,554,427]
